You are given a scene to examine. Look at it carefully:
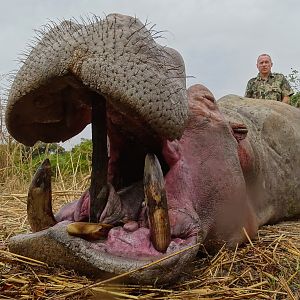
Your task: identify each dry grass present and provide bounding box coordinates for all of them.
[1,189,300,299]
[0,139,300,299]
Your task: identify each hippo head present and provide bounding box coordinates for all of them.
[6,14,254,284]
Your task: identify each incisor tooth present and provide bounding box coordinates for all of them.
[144,153,171,252]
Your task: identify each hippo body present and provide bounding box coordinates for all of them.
[10,86,300,284]
[6,13,300,284]
[219,94,300,226]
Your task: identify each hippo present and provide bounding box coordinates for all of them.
[5,13,300,284]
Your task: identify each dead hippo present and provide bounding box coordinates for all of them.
[6,13,300,284]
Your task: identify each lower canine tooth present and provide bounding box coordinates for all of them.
[144,153,171,252]
[27,159,57,232]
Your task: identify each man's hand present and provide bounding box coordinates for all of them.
[282,96,290,104]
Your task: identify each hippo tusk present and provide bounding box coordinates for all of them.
[89,92,109,223]
[27,159,57,232]
[67,222,113,240]
[144,153,171,252]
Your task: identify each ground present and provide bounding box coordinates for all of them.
[1,190,300,299]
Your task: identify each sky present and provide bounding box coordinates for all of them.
[1,0,299,148]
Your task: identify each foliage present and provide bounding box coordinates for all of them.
[69,138,92,174]
[26,139,93,178]
[0,139,93,192]
[0,73,93,192]
[286,68,300,107]
[22,142,65,160]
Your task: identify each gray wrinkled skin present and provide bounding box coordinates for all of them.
[5,13,188,146]
[219,95,300,225]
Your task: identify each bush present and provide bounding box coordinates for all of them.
[290,93,300,108]
[0,139,93,192]
[287,68,300,107]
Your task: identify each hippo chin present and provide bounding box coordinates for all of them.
[6,13,300,284]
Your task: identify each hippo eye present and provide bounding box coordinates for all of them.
[206,93,215,103]
[231,123,248,141]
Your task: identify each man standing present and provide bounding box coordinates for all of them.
[245,54,293,104]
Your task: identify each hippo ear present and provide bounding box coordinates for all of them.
[230,122,248,141]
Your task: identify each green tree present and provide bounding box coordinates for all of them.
[286,68,300,107]
[22,142,65,161]
[18,139,92,181]
[70,138,92,174]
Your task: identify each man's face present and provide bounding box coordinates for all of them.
[257,55,273,76]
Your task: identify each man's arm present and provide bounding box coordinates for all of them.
[244,79,253,98]
[282,95,290,104]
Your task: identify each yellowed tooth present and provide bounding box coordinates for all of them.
[67,222,113,240]
[27,159,57,232]
[144,153,171,252]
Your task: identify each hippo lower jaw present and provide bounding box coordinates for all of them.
[9,132,201,284]
[9,222,200,284]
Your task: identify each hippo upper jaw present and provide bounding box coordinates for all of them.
[5,13,188,146]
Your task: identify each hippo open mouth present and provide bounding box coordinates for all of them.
[6,12,267,284]
[6,13,201,283]
[16,132,201,283]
